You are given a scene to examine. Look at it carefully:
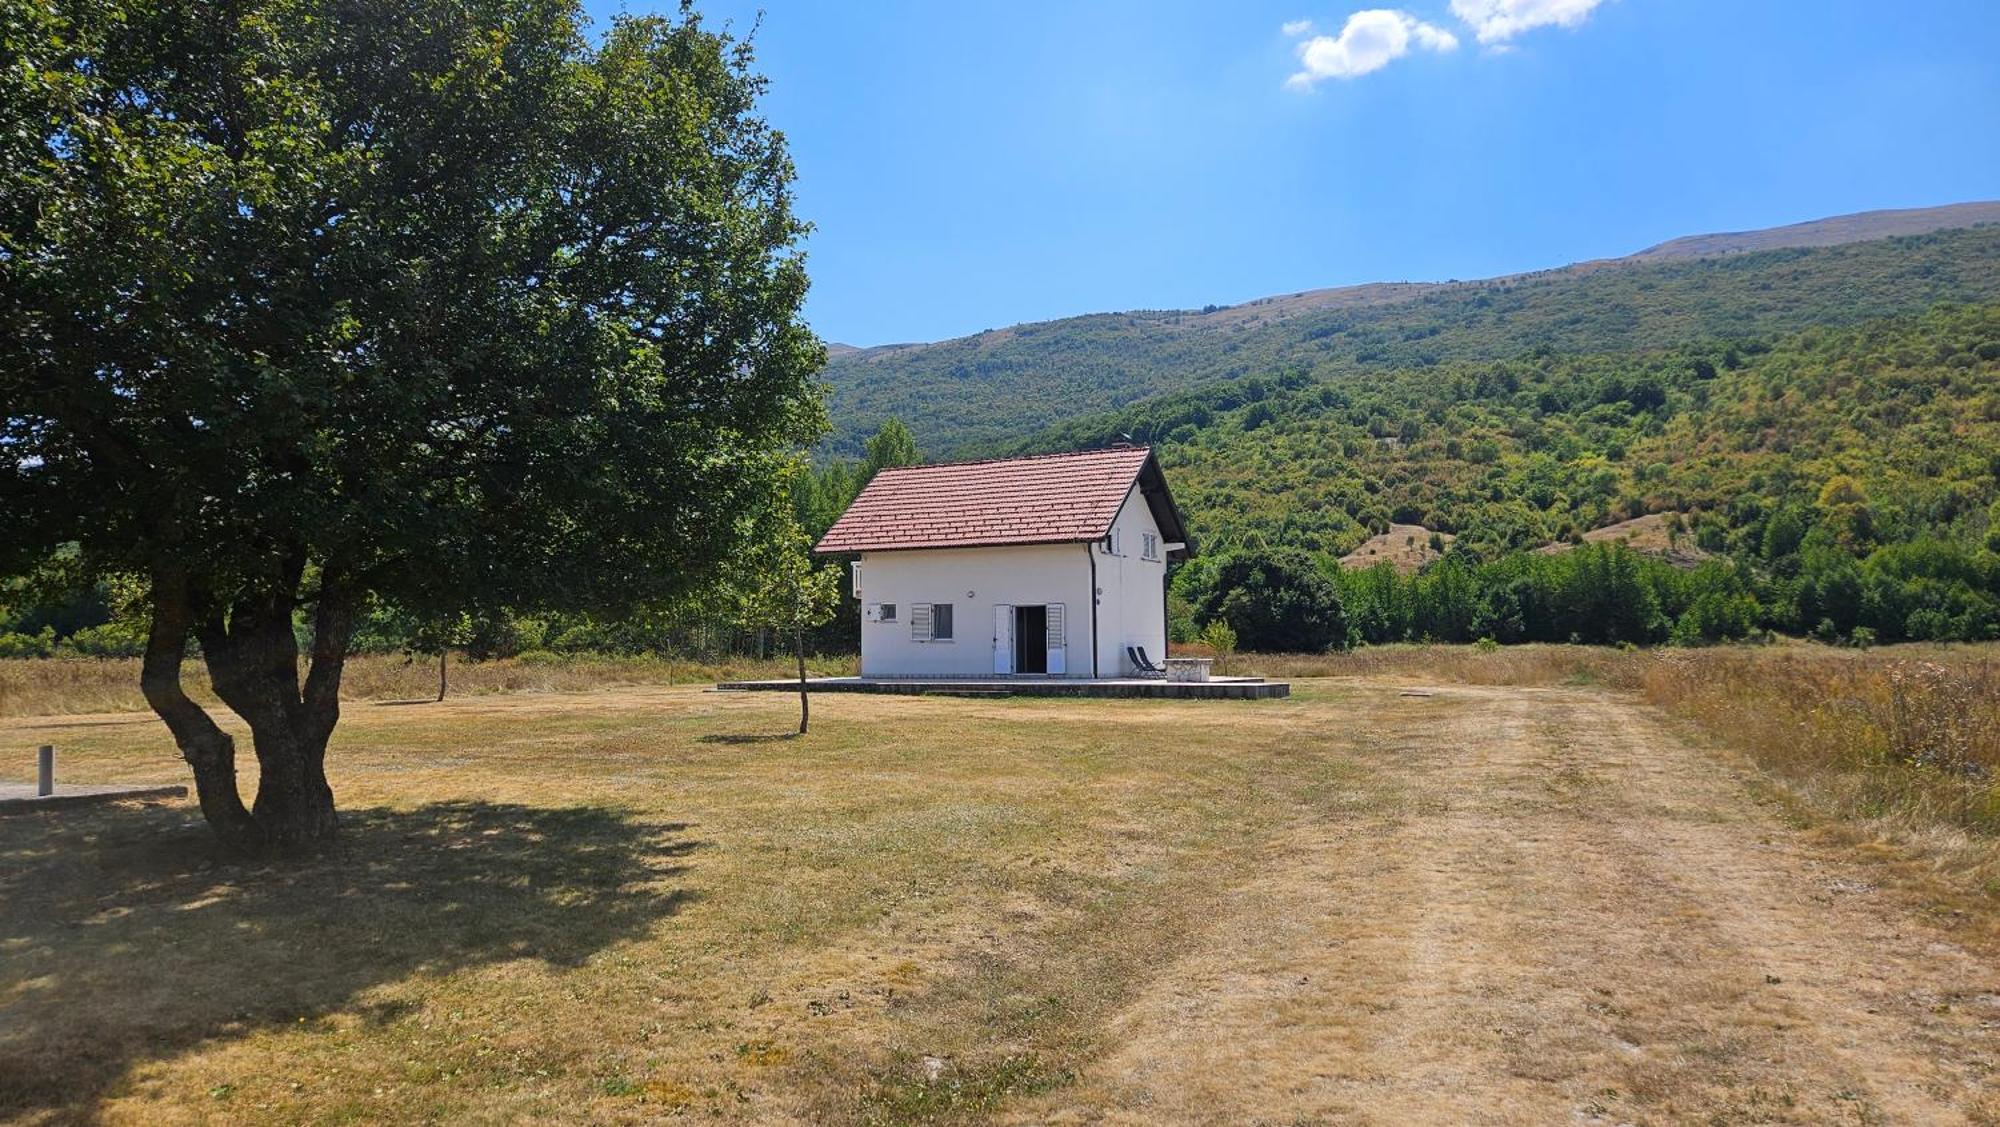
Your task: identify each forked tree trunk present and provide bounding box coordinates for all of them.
[144,566,356,853]
[142,575,257,848]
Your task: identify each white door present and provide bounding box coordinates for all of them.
[993,604,1014,674]
[1046,603,1067,675]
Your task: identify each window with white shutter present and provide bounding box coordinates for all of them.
[911,603,933,641]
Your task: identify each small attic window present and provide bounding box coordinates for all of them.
[1142,532,1159,560]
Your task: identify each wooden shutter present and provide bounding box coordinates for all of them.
[993,605,1014,674]
[1045,603,1066,675]
[912,602,933,642]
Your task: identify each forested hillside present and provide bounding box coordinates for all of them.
[1126,302,1999,647]
[823,223,2000,456]
[1014,303,2000,561]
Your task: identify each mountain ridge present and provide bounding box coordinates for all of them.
[831,201,2000,359]
[821,214,2000,458]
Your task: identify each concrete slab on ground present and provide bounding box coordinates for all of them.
[0,781,188,814]
[715,676,1290,700]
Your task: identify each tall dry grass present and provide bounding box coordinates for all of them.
[1255,641,2000,892]
[1223,642,1646,689]
[0,652,858,719]
[1637,649,2000,851]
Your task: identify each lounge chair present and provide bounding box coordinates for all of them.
[1126,646,1166,677]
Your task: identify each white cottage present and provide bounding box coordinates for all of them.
[814,446,1190,679]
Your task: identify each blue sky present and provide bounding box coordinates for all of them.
[586,0,2000,346]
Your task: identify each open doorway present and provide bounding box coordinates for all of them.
[1014,604,1047,675]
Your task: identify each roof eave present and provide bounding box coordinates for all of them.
[813,535,1101,557]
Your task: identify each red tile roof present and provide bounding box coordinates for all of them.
[815,447,1166,555]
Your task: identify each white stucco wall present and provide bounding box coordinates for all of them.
[849,483,1171,679]
[1091,483,1170,676]
[854,543,1095,677]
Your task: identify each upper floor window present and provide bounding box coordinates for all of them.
[1142,532,1159,560]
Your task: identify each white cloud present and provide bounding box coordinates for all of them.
[1282,18,1317,36]
[1286,9,1460,88]
[1447,0,1605,43]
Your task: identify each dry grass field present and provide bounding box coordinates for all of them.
[1532,512,1711,567]
[1337,522,1454,574]
[0,652,860,720]
[3,648,1999,1124]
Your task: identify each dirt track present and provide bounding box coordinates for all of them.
[1019,684,2000,1124]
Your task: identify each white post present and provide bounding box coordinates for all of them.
[37,745,54,797]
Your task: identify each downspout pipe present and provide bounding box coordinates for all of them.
[1085,543,1100,678]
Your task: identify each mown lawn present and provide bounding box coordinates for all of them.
[1,682,1375,1123]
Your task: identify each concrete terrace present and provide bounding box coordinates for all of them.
[715,676,1290,700]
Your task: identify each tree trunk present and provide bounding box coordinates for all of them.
[142,573,259,850]
[796,626,809,735]
[145,565,357,853]
[437,648,448,702]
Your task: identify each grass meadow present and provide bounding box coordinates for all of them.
[2,642,1997,1122]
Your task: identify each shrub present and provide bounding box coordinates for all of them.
[0,629,55,659]
[1198,620,1238,670]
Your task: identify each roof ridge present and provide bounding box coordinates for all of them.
[869,445,1150,477]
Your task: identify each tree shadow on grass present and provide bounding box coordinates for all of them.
[697,732,800,745]
[0,800,698,1118]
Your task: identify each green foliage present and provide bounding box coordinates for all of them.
[729,479,842,643]
[2,0,824,621]
[1193,550,1346,653]
[1197,619,1237,662]
[0,629,57,659]
[1003,303,2000,565]
[863,418,922,480]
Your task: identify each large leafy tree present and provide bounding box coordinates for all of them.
[0,0,824,850]
[1196,549,1347,653]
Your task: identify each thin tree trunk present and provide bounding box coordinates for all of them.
[437,648,448,702]
[796,626,809,735]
